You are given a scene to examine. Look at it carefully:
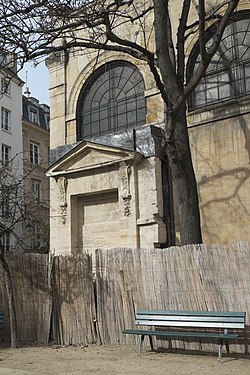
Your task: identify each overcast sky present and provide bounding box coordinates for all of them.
[19,60,50,106]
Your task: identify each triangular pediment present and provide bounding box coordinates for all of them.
[46,141,143,177]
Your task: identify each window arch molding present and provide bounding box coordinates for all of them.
[76,60,146,140]
[187,11,250,110]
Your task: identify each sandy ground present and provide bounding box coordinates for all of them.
[0,344,249,375]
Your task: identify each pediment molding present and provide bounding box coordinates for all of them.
[46,141,143,177]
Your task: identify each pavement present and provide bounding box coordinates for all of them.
[0,370,53,375]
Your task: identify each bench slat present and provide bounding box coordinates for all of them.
[123,329,239,340]
[136,314,245,323]
[135,320,245,329]
[137,310,246,318]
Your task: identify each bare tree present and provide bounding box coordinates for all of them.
[0,156,50,347]
[0,231,17,348]
[0,157,24,348]
[0,0,241,244]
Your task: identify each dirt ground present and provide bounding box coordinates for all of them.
[0,344,249,375]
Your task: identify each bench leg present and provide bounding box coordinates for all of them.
[149,335,154,351]
[139,335,145,356]
[218,339,223,362]
[224,330,230,354]
[168,338,172,349]
[225,340,230,354]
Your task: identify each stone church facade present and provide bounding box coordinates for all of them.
[46,1,250,255]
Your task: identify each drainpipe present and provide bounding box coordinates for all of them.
[63,39,69,144]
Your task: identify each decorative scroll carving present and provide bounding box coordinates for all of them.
[119,162,132,217]
[57,176,68,224]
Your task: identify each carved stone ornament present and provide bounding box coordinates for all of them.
[57,176,68,224]
[119,162,132,217]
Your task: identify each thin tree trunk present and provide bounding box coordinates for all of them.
[0,246,17,348]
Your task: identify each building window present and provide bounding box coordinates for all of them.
[0,52,7,67]
[0,185,11,218]
[1,144,11,165]
[188,13,250,110]
[77,60,146,139]
[1,107,11,131]
[30,142,39,164]
[29,108,38,124]
[45,114,50,129]
[31,222,40,245]
[2,232,11,252]
[33,222,39,237]
[1,77,10,95]
[32,179,41,204]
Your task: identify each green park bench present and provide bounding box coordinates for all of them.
[123,309,246,361]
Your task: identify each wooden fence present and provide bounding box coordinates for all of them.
[96,242,250,353]
[0,253,96,346]
[0,254,51,344]
[51,255,97,345]
[0,242,249,354]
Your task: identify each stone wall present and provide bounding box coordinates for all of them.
[189,98,250,244]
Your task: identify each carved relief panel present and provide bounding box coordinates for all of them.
[57,176,68,224]
[119,162,132,217]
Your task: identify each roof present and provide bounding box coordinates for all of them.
[22,95,50,130]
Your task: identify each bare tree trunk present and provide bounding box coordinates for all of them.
[153,0,201,244]
[166,104,203,245]
[0,244,17,348]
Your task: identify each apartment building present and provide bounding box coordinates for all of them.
[22,95,50,252]
[0,50,50,252]
[0,51,23,251]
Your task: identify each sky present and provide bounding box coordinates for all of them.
[19,60,50,106]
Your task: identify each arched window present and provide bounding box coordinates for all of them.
[188,13,250,110]
[77,61,146,139]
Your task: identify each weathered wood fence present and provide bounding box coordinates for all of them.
[0,254,51,344]
[51,255,97,345]
[0,253,97,346]
[0,242,249,353]
[96,242,250,353]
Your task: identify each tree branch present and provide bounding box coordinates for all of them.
[175,0,240,111]
[177,0,191,88]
